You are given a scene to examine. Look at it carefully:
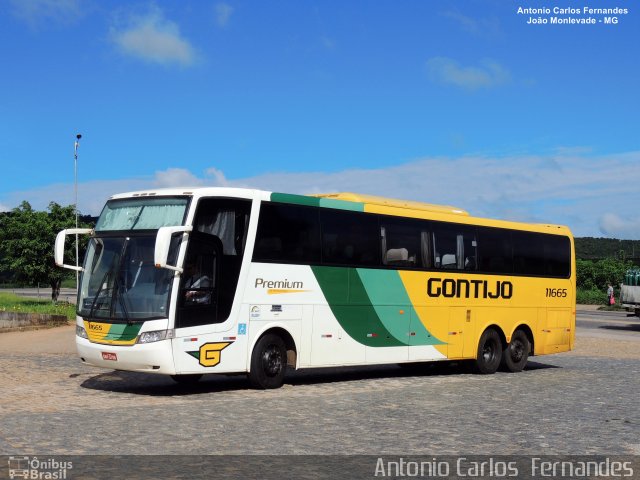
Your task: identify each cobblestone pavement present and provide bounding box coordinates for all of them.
[0,311,638,456]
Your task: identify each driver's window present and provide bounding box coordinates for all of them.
[182,253,215,306]
[176,232,222,328]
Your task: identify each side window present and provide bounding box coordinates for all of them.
[253,203,321,263]
[477,227,513,273]
[320,209,379,266]
[462,229,478,271]
[512,232,571,277]
[433,226,458,269]
[513,232,546,276]
[432,223,476,270]
[182,252,215,306]
[380,218,424,268]
[194,198,251,256]
[544,234,571,277]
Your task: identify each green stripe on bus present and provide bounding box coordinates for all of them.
[318,198,364,212]
[106,323,142,340]
[356,269,444,346]
[270,193,364,211]
[311,266,406,347]
[270,193,320,207]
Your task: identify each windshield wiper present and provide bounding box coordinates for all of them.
[111,238,137,324]
[88,267,115,318]
[113,278,132,324]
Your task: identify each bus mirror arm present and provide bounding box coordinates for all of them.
[155,226,193,273]
[54,228,94,271]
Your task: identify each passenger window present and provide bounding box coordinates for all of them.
[194,198,251,256]
[380,218,424,268]
[253,203,320,263]
[463,233,478,271]
[433,223,476,270]
[477,228,513,273]
[512,231,570,278]
[513,232,545,276]
[320,209,379,266]
[544,235,571,277]
[433,226,458,269]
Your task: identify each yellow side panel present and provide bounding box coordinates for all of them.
[398,270,574,360]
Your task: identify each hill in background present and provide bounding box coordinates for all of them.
[575,237,640,263]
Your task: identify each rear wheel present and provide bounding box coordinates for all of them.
[474,329,502,374]
[501,329,530,372]
[248,333,287,389]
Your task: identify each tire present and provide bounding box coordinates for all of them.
[473,329,502,374]
[171,374,203,384]
[248,333,287,389]
[501,329,530,373]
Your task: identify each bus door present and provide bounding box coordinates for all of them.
[172,232,223,372]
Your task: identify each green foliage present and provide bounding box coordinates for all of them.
[576,288,608,305]
[576,257,631,291]
[0,292,76,320]
[0,201,92,301]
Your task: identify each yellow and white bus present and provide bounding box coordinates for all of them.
[55,188,575,388]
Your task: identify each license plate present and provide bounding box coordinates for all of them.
[101,352,118,361]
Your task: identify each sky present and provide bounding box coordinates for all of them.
[0,0,638,238]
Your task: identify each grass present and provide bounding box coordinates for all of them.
[0,292,76,320]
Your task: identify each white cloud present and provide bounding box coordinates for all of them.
[204,167,231,187]
[599,213,640,239]
[111,7,197,66]
[426,57,511,90]
[153,168,231,188]
[9,0,82,27]
[2,151,639,238]
[0,203,11,212]
[215,3,234,28]
[153,168,204,188]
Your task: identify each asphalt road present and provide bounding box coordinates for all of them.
[575,308,640,342]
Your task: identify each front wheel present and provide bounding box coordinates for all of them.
[501,330,530,372]
[474,329,502,374]
[248,333,287,389]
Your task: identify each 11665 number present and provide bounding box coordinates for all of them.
[545,288,567,298]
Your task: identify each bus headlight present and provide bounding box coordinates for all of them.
[76,325,88,339]
[137,329,174,344]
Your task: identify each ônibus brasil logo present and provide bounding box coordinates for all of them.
[8,456,72,479]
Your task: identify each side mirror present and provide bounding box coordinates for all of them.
[54,228,93,271]
[155,226,193,273]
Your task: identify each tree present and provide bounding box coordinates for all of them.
[0,201,92,302]
[576,257,632,292]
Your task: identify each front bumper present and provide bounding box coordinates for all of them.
[76,336,176,374]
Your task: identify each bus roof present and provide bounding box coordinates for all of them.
[107,187,572,237]
[312,192,469,216]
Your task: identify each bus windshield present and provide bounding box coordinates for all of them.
[95,197,189,231]
[78,235,177,321]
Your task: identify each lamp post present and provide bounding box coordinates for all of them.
[74,134,82,290]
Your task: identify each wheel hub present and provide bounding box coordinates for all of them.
[262,346,283,377]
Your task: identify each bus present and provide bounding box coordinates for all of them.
[55,188,575,388]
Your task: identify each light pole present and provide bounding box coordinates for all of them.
[74,134,82,290]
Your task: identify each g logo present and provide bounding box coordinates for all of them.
[198,342,231,367]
